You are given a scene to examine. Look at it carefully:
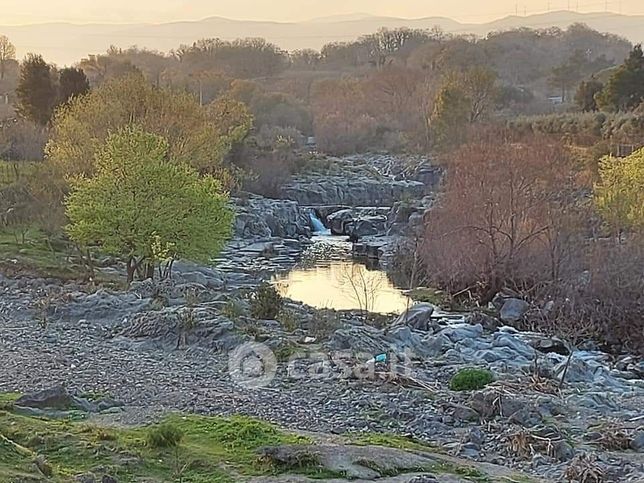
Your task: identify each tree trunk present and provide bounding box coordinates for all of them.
[145,262,155,280]
[126,258,137,285]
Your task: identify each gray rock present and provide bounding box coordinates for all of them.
[58,289,149,323]
[393,303,436,331]
[117,308,246,351]
[16,386,93,412]
[467,312,501,332]
[469,390,502,419]
[233,195,311,240]
[422,333,453,357]
[452,404,480,422]
[259,444,439,480]
[14,387,124,416]
[440,324,484,343]
[466,427,485,448]
[630,431,644,452]
[327,209,355,236]
[349,215,387,238]
[491,332,535,360]
[552,440,575,462]
[500,298,530,323]
[328,325,389,354]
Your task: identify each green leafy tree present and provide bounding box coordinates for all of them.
[58,67,90,104]
[431,75,471,148]
[65,126,234,284]
[47,74,252,180]
[16,54,57,126]
[575,78,604,112]
[595,148,644,234]
[596,44,644,112]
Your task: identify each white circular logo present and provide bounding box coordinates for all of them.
[228,342,277,389]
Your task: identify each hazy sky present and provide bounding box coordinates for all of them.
[2,0,643,24]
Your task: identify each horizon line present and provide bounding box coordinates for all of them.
[0,9,638,28]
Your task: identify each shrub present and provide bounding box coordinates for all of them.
[0,119,47,161]
[146,423,184,448]
[421,132,583,303]
[250,283,284,320]
[449,368,494,391]
[65,126,234,284]
[47,74,252,179]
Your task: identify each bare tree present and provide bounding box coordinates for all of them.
[421,131,581,303]
[340,263,383,314]
[0,35,16,80]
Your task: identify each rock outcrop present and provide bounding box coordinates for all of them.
[233,194,312,240]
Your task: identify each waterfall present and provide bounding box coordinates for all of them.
[309,212,330,234]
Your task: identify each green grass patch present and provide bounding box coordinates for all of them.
[430,461,491,482]
[450,368,495,392]
[0,393,19,411]
[0,230,77,279]
[0,405,311,482]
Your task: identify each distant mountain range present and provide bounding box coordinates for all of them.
[2,10,643,66]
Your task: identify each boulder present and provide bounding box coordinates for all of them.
[467,312,501,332]
[500,298,530,323]
[452,404,480,422]
[14,387,122,414]
[57,289,149,323]
[327,325,389,354]
[393,303,436,331]
[630,431,644,452]
[16,386,91,412]
[491,332,535,360]
[327,209,355,235]
[117,308,246,351]
[259,444,439,480]
[233,195,311,240]
[349,215,387,238]
[440,323,484,343]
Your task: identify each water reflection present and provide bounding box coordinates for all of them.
[272,260,411,314]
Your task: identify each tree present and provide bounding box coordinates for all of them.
[0,35,16,80]
[16,54,57,126]
[595,148,644,234]
[65,126,234,284]
[461,67,497,123]
[421,132,581,301]
[290,49,321,69]
[596,44,644,112]
[79,51,141,86]
[46,74,252,179]
[58,67,90,105]
[575,78,603,112]
[549,54,585,103]
[430,75,470,148]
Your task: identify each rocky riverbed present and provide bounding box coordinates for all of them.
[0,268,642,482]
[1,153,642,482]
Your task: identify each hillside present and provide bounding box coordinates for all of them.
[2,10,643,65]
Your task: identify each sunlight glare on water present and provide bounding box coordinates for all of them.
[272,260,411,314]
